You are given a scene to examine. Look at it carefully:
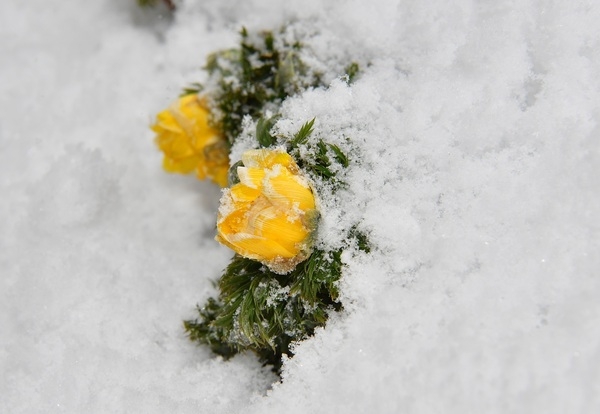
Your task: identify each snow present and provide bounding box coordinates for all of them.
[1,0,599,413]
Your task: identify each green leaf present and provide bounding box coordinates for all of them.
[328,143,349,167]
[276,52,297,91]
[227,160,244,186]
[290,118,315,147]
[344,62,360,83]
[289,249,343,304]
[349,226,371,253]
[256,116,279,147]
[180,82,203,97]
[311,164,334,178]
[183,298,238,358]
[264,32,275,51]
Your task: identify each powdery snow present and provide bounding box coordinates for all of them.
[1,0,599,413]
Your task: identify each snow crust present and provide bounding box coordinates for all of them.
[1,0,599,413]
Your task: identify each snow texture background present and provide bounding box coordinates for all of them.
[1,0,599,413]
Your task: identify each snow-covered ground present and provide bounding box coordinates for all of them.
[1,0,599,412]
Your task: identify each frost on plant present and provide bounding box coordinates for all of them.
[185,119,369,373]
[150,25,368,373]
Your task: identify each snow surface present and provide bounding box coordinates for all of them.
[1,0,599,413]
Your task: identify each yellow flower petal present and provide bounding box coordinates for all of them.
[242,149,294,169]
[151,94,230,187]
[237,166,266,189]
[162,154,199,174]
[264,167,315,211]
[215,148,317,273]
[256,212,308,252]
[229,234,295,260]
[230,184,261,203]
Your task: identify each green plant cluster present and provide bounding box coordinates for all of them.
[254,116,349,186]
[210,29,316,144]
[185,249,343,371]
[185,120,369,372]
[182,26,366,373]
[187,27,358,145]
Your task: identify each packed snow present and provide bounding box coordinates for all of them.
[1,0,599,413]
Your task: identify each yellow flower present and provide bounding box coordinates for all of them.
[152,94,229,187]
[216,149,318,274]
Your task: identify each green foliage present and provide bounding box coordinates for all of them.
[256,116,279,147]
[180,82,203,97]
[344,62,360,83]
[286,119,351,186]
[227,160,244,186]
[199,28,323,144]
[137,0,174,10]
[183,298,237,359]
[349,225,371,253]
[308,140,336,179]
[328,143,349,168]
[181,29,368,374]
[173,26,360,149]
[184,121,362,372]
[184,249,343,372]
[289,118,316,147]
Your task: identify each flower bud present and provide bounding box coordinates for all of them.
[152,94,229,187]
[216,149,317,274]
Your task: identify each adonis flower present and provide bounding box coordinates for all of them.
[216,149,318,274]
[152,94,229,187]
